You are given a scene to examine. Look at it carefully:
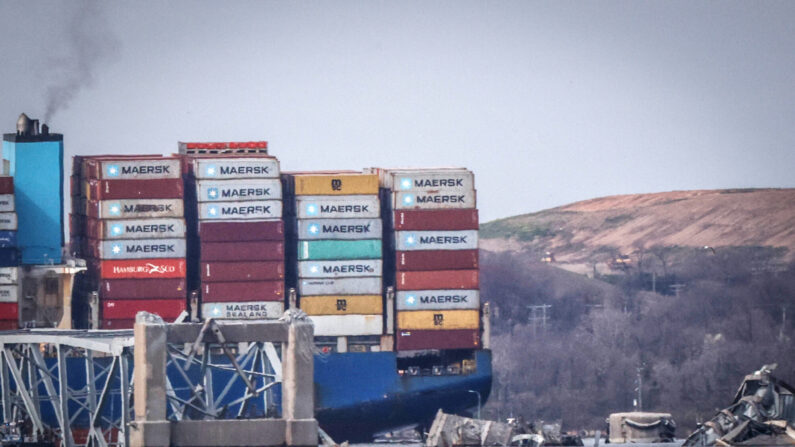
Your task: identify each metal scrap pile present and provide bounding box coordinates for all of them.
[684,364,795,446]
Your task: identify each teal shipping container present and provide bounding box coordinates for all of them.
[3,115,63,264]
[297,239,382,260]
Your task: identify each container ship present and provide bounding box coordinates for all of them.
[0,115,491,442]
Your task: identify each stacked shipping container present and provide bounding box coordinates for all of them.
[71,156,188,328]
[282,172,384,339]
[0,176,18,329]
[370,168,480,351]
[185,155,285,320]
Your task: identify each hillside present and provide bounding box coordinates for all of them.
[481,188,795,265]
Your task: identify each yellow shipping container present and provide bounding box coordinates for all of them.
[397,310,480,330]
[300,295,383,315]
[293,174,379,195]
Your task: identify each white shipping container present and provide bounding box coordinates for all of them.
[0,284,18,302]
[199,200,283,220]
[298,276,382,296]
[0,267,18,285]
[0,213,17,231]
[395,230,478,251]
[196,179,282,202]
[97,199,184,219]
[193,158,280,179]
[383,169,474,192]
[297,259,382,278]
[396,289,480,311]
[295,195,380,219]
[0,195,14,212]
[97,238,187,260]
[202,301,284,320]
[95,159,182,180]
[100,218,186,240]
[391,190,476,210]
[309,314,383,336]
[296,218,382,240]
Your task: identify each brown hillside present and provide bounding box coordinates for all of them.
[480,188,795,263]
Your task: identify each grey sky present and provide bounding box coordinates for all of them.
[1,1,793,222]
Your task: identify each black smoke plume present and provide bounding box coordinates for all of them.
[44,1,120,122]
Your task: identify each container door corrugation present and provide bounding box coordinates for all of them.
[395,289,479,311]
[299,295,383,315]
[195,179,282,202]
[396,270,479,290]
[391,190,476,210]
[396,310,480,330]
[198,200,282,220]
[296,218,383,240]
[88,218,186,240]
[83,178,184,200]
[395,250,479,271]
[291,174,379,196]
[390,209,479,231]
[394,230,478,251]
[298,276,382,296]
[294,196,380,219]
[202,301,284,320]
[0,195,14,213]
[86,158,182,180]
[90,199,184,219]
[0,213,18,231]
[95,238,186,260]
[198,220,285,242]
[385,170,474,192]
[200,241,284,262]
[202,281,284,302]
[297,259,382,278]
[395,329,480,351]
[0,267,18,285]
[192,158,280,179]
[0,285,18,302]
[93,258,187,279]
[201,261,284,281]
[309,314,383,336]
[297,239,382,260]
[102,299,186,320]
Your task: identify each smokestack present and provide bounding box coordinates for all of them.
[14,114,46,137]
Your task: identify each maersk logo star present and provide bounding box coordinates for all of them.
[400,178,411,189]
[406,295,417,306]
[402,194,414,205]
[207,188,219,199]
[210,305,222,316]
[308,224,320,235]
[309,264,320,274]
[208,206,218,217]
[306,204,318,216]
[404,234,417,246]
[109,204,121,216]
[111,243,122,255]
[205,165,217,176]
[111,224,123,235]
[106,165,120,177]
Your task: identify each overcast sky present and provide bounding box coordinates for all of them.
[1,1,793,221]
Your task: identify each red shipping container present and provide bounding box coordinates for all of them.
[0,177,13,195]
[395,329,480,351]
[396,270,479,290]
[0,320,18,330]
[395,250,479,271]
[201,261,284,282]
[200,241,284,261]
[83,178,184,200]
[0,302,18,320]
[99,278,187,299]
[202,281,283,302]
[198,220,285,242]
[90,258,187,279]
[391,209,479,230]
[102,299,186,320]
[70,175,80,197]
[100,319,134,329]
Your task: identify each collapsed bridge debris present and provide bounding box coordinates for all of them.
[683,364,795,446]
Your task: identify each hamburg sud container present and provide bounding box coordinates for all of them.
[74,156,188,329]
[186,153,285,320]
[367,167,480,351]
[282,171,384,340]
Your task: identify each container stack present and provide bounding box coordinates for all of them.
[282,172,384,345]
[185,155,285,320]
[72,156,188,328]
[0,175,19,329]
[370,168,480,351]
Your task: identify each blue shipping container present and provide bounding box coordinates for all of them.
[0,231,16,248]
